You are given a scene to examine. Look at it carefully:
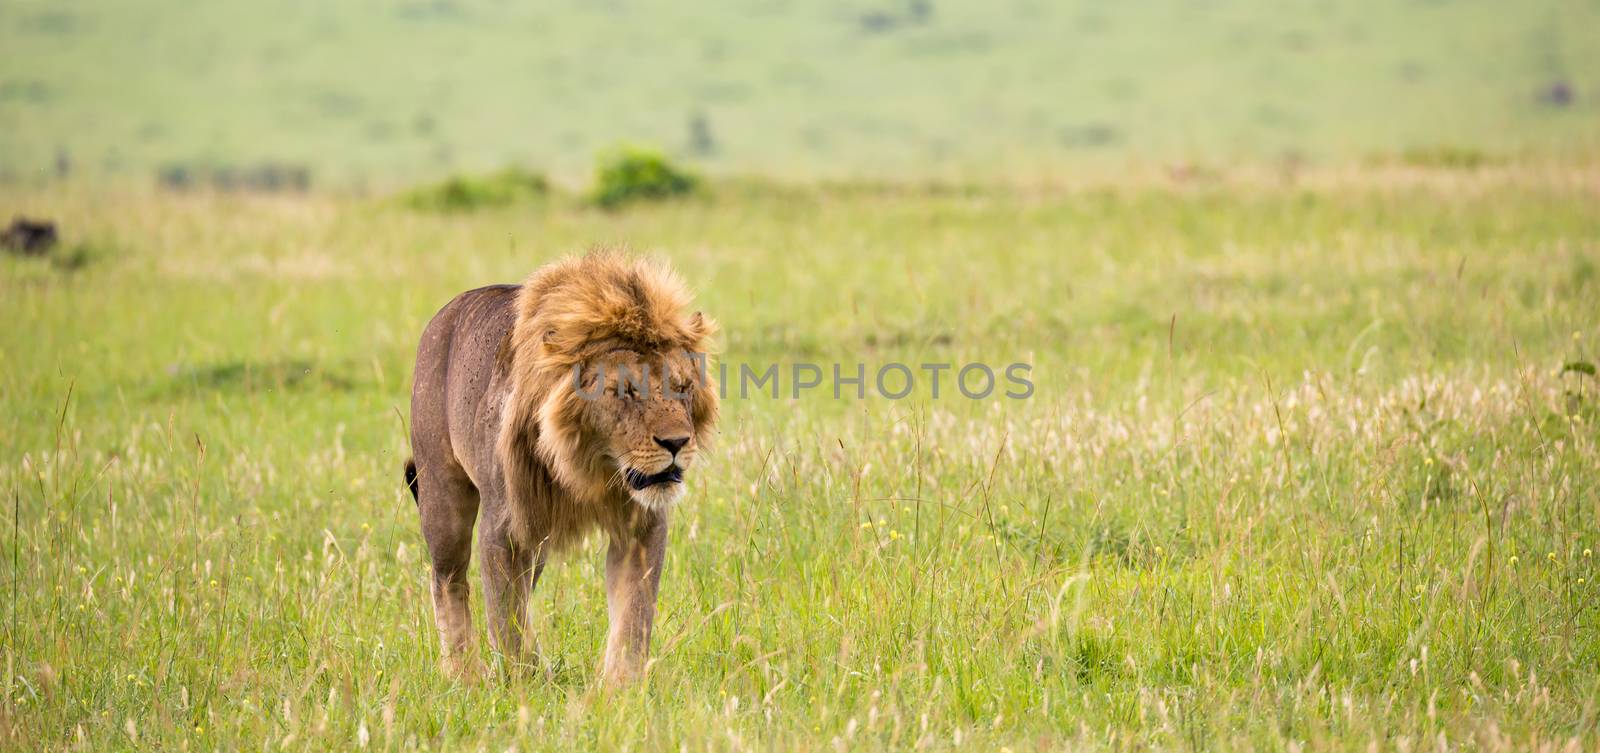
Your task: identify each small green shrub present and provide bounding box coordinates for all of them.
[49,242,104,272]
[589,146,698,208]
[401,167,548,211]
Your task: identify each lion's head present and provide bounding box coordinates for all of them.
[502,252,718,512]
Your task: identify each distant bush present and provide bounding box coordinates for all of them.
[401,168,548,211]
[157,162,312,193]
[48,242,106,273]
[590,147,698,209]
[1396,146,1494,170]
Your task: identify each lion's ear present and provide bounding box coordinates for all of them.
[686,311,717,344]
[540,328,562,356]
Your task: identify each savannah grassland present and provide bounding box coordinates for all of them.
[2,0,1599,180]
[3,165,1599,751]
[4,1,1600,752]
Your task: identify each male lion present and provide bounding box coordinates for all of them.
[406,252,718,684]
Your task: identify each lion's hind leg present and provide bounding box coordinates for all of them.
[417,466,482,680]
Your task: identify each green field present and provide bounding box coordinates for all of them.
[4,0,1600,750]
[2,164,1598,750]
[2,0,1599,182]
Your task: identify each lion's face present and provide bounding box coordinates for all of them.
[563,348,715,510]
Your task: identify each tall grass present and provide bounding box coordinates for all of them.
[1,164,1597,750]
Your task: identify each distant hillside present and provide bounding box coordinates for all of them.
[1,0,1595,184]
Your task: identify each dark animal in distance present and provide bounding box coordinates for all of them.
[1,217,58,256]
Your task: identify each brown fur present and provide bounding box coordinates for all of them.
[408,251,718,683]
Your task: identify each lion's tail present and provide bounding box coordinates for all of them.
[404,458,419,505]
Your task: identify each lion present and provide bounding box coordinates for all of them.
[405,251,718,684]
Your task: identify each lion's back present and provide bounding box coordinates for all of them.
[411,284,522,487]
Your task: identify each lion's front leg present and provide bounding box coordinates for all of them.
[480,526,535,671]
[601,512,668,686]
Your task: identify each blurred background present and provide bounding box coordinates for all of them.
[1,0,1596,187]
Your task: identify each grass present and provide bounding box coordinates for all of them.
[0,162,1597,750]
[1,1,1598,183]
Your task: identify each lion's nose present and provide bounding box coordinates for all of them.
[653,435,690,455]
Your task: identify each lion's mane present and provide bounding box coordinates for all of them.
[494,251,718,551]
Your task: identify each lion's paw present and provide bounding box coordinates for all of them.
[440,653,485,684]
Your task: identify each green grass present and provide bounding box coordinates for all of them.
[1,0,1598,183]
[1,164,1597,750]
